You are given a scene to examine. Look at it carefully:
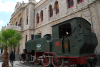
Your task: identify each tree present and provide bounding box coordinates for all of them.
[0,29,22,67]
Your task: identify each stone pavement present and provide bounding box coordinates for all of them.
[0,61,30,67]
[0,61,45,67]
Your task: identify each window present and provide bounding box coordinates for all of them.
[26,35,27,42]
[49,5,53,17]
[18,18,22,26]
[40,10,43,21]
[37,13,39,23]
[55,1,59,14]
[68,0,74,8]
[77,0,84,4]
[16,22,17,26]
[26,16,28,25]
[31,34,34,40]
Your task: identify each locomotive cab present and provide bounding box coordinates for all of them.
[52,20,74,56]
[52,17,98,57]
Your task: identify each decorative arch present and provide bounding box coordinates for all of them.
[49,5,53,17]
[55,1,59,14]
[40,10,43,21]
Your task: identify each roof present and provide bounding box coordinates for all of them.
[52,17,90,27]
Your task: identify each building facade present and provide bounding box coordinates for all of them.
[2,0,100,54]
[2,0,36,53]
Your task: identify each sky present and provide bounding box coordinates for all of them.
[0,0,40,31]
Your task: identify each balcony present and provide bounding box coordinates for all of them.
[7,25,22,31]
[12,26,22,31]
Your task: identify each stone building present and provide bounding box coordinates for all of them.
[2,0,100,54]
[2,0,36,53]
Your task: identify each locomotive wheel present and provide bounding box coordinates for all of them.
[76,64,88,67]
[52,57,64,67]
[84,63,95,67]
[85,63,90,67]
[42,55,52,66]
[89,63,95,67]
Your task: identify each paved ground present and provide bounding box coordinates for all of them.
[0,61,46,67]
[0,61,31,67]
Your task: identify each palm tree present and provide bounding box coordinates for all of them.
[0,29,22,67]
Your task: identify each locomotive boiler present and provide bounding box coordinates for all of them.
[21,17,98,67]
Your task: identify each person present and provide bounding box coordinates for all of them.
[9,51,15,67]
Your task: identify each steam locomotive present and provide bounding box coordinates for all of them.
[20,17,98,67]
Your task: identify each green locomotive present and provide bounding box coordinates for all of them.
[21,17,98,67]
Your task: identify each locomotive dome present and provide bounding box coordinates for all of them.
[34,34,41,39]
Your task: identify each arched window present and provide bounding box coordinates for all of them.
[49,5,53,17]
[31,34,34,40]
[68,0,74,8]
[26,16,28,25]
[55,1,59,14]
[40,10,43,21]
[19,18,22,26]
[77,0,84,4]
[16,22,17,26]
[37,13,39,23]
[26,35,27,42]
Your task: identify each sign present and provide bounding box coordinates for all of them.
[56,42,59,46]
[36,44,41,50]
